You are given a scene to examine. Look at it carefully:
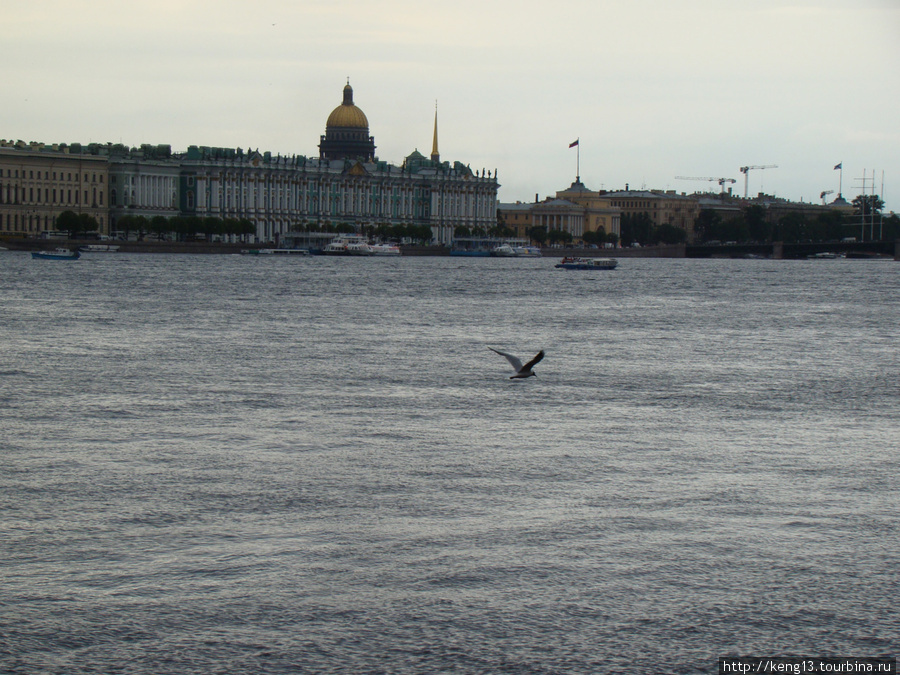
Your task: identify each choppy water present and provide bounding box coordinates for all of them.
[1,251,897,674]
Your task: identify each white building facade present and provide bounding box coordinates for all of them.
[179,84,498,245]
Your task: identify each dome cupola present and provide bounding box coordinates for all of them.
[319,81,376,161]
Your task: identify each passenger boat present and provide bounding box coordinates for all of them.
[554,256,618,270]
[241,248,310,255]
[32,248,81,260]
[369,243,401,256]
[490,243,542,258]
[79,244,120,252]
[323,235,372,255]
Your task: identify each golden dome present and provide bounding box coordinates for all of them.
[326,83,369,129]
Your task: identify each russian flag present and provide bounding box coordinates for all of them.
[834,162,842,170]
[569,139,579,148]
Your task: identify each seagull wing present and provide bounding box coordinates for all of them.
[522,350,545,371]
[489,347,523,372]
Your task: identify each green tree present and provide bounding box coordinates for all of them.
[133,215,150,240]
[653,223,687,245]
[201,217,224,240]
[810,210,844,242]
[547,229,572,246]
[620,212,653,246]
[582,229,604,246]
[57,211,99,238]
[56,210,80,238]
[526,225,548,246]
[150,215,169,240]
[744,205,770,242]
[852,194,884,219]
[694,209,723,242]
[238,218,256,242]
[773,211,808,243]
[114,214,138,240]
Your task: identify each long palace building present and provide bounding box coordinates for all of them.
[0,82,499,244]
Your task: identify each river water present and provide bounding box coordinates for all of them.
[1,252,897,674]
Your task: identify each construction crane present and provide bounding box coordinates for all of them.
[820,190,834,205]
[739,165,778,198]
[675,176,737,193]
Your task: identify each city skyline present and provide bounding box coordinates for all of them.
[4,0,898,211]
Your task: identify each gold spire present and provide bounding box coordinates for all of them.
[431,101,440,163]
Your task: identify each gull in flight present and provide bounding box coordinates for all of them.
[489,347,545,379]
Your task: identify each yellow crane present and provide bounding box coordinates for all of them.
[739,165,778,198]
[674,176,737,193]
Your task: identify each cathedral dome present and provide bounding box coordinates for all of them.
[326,83,369,129]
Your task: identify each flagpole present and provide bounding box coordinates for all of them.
[569,138,580,183]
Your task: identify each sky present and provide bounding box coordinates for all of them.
[4,0,899,211]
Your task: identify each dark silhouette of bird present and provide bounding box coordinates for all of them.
[489,347,545,379]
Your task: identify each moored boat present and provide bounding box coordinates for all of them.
[241,248,310,255]
[323,235,372,255]
[490,243,542,258]
[79,244,120,252]
[32,248,81,260]
[554,256,617,270]
[369,243,401,256]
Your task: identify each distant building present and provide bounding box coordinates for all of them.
[108,144,181,230]
[600,188,698,239]
[180,83,498,244]
[498,179,621,243]
[1,83,498,244]
[0,140,109,235]
[318,82,376,162]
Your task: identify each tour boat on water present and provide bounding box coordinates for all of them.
[323,235,371,255]
[554,256,618,270]
[79,244,120,253]
[241,248,310,255]
[490,243,542,258]
[32,248,81,260]
[369,243,401,256]
[323,236,401,256]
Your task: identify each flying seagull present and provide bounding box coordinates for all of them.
[489,347,545,379]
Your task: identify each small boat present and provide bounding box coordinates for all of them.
[807,252,840,259]
[555,256,618,270]
[32,248,81,260]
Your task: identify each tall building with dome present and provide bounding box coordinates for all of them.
[318,82,376,161]
[0,82,499,245]
[179,81,498,245]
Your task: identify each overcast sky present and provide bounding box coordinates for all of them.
[4,0,898,210]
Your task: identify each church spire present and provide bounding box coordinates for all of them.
[431,101,440,163]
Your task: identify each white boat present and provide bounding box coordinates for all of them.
[490,242,542,258]
[555,256,618,270]
[369,243,401,256]
[324,235,372,255]
[241,248,310,255]
[79,244,120,252]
